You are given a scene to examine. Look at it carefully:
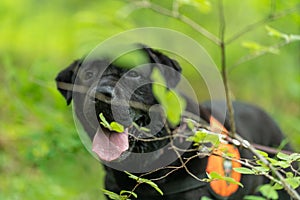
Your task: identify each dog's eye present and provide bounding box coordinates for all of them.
[84,71,94,80]
[126,70,140,78]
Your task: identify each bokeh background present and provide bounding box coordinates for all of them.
[0,0,299,199]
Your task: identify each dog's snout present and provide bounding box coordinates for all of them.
[96,86,114,98]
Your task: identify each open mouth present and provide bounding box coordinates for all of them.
[91,101,154,162]
[92,126,129,162]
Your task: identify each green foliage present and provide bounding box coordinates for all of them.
[239,151,300,199]
[266,26,300,42]
[102,189,137,200]
[187,130,220,147]
[244,184,279,200]
[99,113,125,133]
[102,171,164,199]
[206,172,243,187]
[242,41,280,54]
[125,171,164,195]
[120,190,138,199]
[151,68,186,127]
[265,26,288,40]
[233,167,256,175]
[258,184,278,200]
[102,190,123,200]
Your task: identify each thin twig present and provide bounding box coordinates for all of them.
[226,5,300,44]
[218,0,236,135]
[166,122,205,182]
[125,0,221,45]
[218,153,282,185]
[229,40,289,72]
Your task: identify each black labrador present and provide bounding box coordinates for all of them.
[56,45,293,199]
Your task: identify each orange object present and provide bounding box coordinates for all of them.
[206,116,242,197]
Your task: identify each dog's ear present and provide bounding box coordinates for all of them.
[55,60,81,105]
[143,47,182,88]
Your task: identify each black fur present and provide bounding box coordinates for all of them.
[56,46,294,199]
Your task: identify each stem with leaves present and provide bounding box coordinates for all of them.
[233,134,300,200]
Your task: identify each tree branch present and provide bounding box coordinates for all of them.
[124,0,221,45]
[218,0,236,135]
[233,134,300,200]
[229,40,292,72]
[226,5,300,44]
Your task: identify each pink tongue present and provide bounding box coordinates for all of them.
[92,127,129,162]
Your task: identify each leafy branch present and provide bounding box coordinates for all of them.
[115,0,300,199]
[230,26,300,71]
[102,116,300,199]
[225,4,300,44]
[122,0,221,45]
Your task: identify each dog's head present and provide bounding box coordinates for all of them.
[56,45,183,162]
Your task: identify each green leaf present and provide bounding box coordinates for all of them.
[242,41,264,52]
[244,195,266,200]
[242,41,279,55]
[125,171,139,180]
[255,150,269,158]
[290,153,300,162]
[187,131,220,146]
[120,190,137,198]
[208,172,243,187]
[265,26,288,40]
[272,183,283,190]
[286,172,294,178]
[125,171,163,195]
[185,119,195,130]
[204,134,220,146]
[165,90,186,126]
[99,113,111,129]
[110,122,125,133]
[266,157,278,165]
[139,178,164,196]
[233,167,255,175]
[272,160,290,169]
[151,68,186,127]
[268,154,290,168]
[151,68,167,86]
[258,184,278,200]
[276,152,290,161]
[99,113,125,133]
[102,189,122,200]
[285,177,300,189]
[253,166,269,173]
[187,131,207,143]
[151,68,167,106]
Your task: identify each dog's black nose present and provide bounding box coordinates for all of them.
[96,86,114,98]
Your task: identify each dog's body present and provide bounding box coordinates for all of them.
[56,45,293,199]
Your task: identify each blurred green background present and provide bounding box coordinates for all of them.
[0,0,299,199]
